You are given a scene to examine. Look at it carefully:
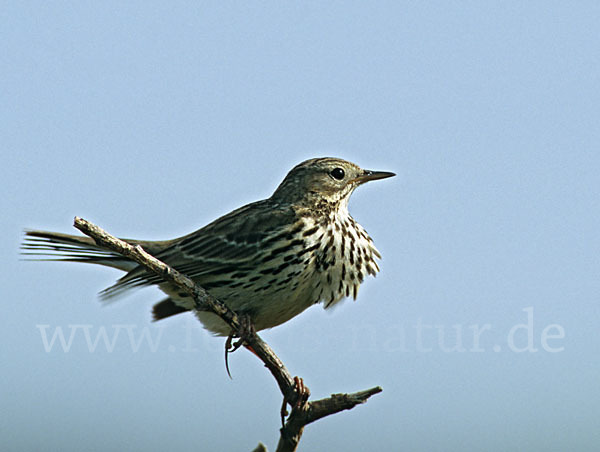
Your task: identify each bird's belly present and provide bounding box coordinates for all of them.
[190,279,316,335]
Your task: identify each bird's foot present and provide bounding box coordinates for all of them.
[280,376,311,426]
[224,314,256,378]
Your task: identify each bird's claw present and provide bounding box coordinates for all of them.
[280,376,311,426]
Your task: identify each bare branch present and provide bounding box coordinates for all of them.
[275,386,383,452]
[307,386,383,425]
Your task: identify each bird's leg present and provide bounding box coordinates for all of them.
[280,376,311,426]
[224,314,255,378]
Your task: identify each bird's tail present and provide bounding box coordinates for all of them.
[21,230,137,272]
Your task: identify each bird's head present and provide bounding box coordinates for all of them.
[271,157,395,208]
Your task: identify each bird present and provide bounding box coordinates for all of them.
[22,157,395,336]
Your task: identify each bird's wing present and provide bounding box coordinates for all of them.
[100,200,299,299]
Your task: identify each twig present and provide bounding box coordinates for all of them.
[276,386,383,452]
[73,217,382,451]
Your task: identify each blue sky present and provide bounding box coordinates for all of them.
[2,2,599,451]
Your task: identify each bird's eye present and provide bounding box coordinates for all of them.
[330,168,345,180]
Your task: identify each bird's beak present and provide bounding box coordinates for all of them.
[354,169,396,184]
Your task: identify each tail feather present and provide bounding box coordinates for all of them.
[22,229,180,309]
[21,230,137,271]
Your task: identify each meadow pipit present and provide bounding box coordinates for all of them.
[22,157,394,335]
